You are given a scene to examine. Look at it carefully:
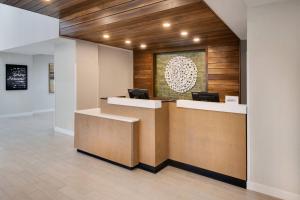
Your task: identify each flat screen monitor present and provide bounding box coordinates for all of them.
[192,92,220,102]
[128,89,150,99]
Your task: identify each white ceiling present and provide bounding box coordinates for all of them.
[243,0,291,7]
[204,0,292,40]
[3,39,57,55]
[204,0,247,40]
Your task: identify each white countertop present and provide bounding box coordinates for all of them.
[177,100,247,114]
[75,108,139,123]
[107,97,162,109]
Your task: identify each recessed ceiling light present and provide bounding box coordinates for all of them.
[140,44,147,49]
[102,34,110,39]
[180,31,189,37]
[45,0,51,2]
[125,40,131,44]
[162,22,171,28]
[193,37,200,43]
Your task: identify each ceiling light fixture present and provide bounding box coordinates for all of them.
[180,31,189,37]
[162,22,171,28]
[125,40,131,44]
[193,37,200,43]
[140,44,147,49]
[103,34,110,39]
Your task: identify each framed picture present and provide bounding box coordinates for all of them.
[49,63,55,93]
[6,64,28,90]
[155,50,207,100]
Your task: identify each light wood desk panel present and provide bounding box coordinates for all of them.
[75,113,139,168]
[100,99,169,167]
[169,102,246,180]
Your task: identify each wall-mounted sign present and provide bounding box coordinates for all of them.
[155,50,207,100]
[6,64,28,90]
[225,96,239,104]
[49,63,55,93]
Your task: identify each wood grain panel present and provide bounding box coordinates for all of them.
[133,43,240,102]
[2,0,241,50]
[207,45,240,102]
[133,51,154,97]
[169,102,247,180]
[100,99,169,167]
[75,113,139,167]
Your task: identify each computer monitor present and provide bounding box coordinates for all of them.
[128,89,150,99]
[192,92,220,102]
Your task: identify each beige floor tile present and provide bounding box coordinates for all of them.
[0,113,280,200]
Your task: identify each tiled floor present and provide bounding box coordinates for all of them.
[0,113,279,200]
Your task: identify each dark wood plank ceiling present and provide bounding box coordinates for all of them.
[1,0,240,50]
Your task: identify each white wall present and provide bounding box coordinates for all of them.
[0,4,59,51]
[99,45,133,98]
[53,40,133,134]
[32,55,55,111]
[0,52,33,116]
[247,1,300,199]
[76,41,99,110]
[54,40,76,133]
[0,53,54,116]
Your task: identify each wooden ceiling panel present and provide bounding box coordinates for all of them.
[1,0,240,50]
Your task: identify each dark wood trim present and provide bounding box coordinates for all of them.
[205,46,209,92]
[77,149,136,170]
[137,160,170,173]
[169,160,247,188]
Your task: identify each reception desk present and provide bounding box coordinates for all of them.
[74,97,247,187]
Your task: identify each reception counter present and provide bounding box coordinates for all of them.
[74,108,139,168]
[74,97,247,187]
[169,100,247,186]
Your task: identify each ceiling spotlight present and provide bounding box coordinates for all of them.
[102,34,110,39]
[193,37,200,43]
[125,40,131,44]
[140,44,147,49]
[162,22,171,28]
[180,31,189,37]
[45,0,51,1]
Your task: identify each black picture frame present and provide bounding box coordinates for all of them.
[6,64,28,90]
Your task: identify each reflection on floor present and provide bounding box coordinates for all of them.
[0,113,279,200]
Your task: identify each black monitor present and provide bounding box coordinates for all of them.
[192,92,220,102]
[128,89,150,99]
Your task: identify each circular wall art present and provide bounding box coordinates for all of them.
[164,56,198,93]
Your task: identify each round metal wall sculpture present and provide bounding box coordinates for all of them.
[164,56,198,93]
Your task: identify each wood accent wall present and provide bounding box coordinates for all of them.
[134,51,155,97]
[133,44,240,101]
[207,45,240,101]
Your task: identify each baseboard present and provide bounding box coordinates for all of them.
[0,109,54,119]
[33,109,54,114]
[137,160,170,173]
[169,160,246,188]
[77,149,135,170]
[247,181,300,200]
[54,127,74,136]
[0,112,33,118]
